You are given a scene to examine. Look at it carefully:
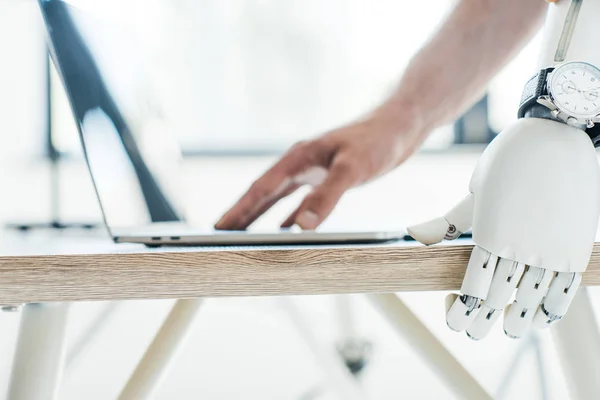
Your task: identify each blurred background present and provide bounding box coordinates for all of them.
[0,0,597,399]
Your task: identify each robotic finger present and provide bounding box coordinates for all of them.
[504,266,553,338]
[466,259,525,340]
[407,193,474,245]
[533,272,582,329]
[446,245,497,332]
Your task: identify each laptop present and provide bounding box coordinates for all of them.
[37,0,405,246]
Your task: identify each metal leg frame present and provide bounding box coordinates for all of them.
[495,333,549,400]
[278,297,365,400]
[118,299,204,400]
[335,295,358,342]
[531,334,550,400]
[118,294,492,400]
[334,295,372,375]
[8,303,70,400]
[551,289,600,400]
[367,293,492,400]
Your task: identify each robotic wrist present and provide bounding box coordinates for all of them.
[520,104,600,147]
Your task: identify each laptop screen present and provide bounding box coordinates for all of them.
[37,0,186,230]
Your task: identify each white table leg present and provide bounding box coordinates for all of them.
[8,303,70,400]
[118,299,203,400]
[551,289,600,400]
[367,293,492,400]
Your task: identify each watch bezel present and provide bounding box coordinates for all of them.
[547,61,600,122]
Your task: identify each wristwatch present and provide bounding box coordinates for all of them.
[518,61,600,146]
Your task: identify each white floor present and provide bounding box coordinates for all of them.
[0,151,596,399]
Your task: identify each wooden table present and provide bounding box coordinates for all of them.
[2,231,600,306]
[3,231,600,400]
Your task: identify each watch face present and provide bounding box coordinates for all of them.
[549,61,600,119]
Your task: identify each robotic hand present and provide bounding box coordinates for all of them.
[408,117,600,340]
[408,0,600,340]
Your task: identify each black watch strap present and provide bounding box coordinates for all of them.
[586,122,600,147]
[517,67,554,119]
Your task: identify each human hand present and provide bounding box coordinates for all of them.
[215,108,424,230]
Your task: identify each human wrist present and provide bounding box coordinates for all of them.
[368,96,430,147]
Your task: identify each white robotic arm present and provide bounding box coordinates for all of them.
[408,0,600,340]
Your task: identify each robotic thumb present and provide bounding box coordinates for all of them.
[407,193,474,245]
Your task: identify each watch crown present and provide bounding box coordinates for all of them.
[567,117,578,126]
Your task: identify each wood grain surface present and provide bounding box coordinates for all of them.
[1,235,600,305]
